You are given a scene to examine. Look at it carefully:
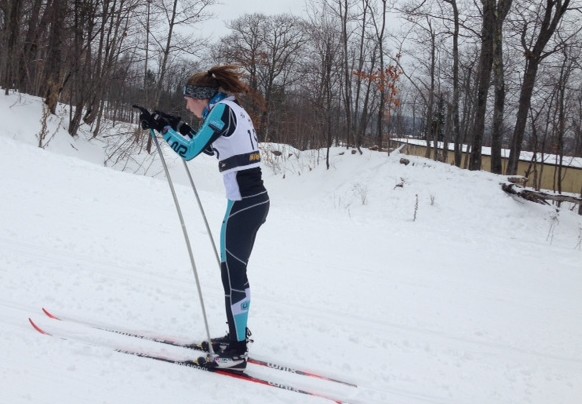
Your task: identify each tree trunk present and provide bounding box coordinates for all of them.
[17,0,44,94]
[43,0,67,114]
[373,0,387,151]
[2,0,23,94]
[448,0,462,168]
[425,29,436,160]
[507,62,539,175]
[490,0,513,174]
[469,0,495,171]
[339,0,353,147]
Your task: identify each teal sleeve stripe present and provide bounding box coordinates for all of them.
[162,103,228,161]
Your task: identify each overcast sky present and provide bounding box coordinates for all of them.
[200,0,308,39]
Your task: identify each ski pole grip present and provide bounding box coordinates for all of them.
[132,104,149,114]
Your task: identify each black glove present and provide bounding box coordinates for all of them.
[133,105,167,132]
[154,110,193,137]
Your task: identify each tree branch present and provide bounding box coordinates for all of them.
[501,183,582,206]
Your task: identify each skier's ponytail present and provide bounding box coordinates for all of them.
[185,65,248,97]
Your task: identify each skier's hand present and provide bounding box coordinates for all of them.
[154,110,193,138]
[132,105,166,132]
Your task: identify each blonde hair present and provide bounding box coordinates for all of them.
[186,65,248,94]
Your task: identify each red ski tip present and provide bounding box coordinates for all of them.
[41,307,60,320]
[28,318,51,335]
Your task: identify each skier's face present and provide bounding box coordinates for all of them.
[185,97,208,119]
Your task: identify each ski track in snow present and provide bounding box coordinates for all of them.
[1,92,582,404]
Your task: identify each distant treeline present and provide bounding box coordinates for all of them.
[1,0,581,182]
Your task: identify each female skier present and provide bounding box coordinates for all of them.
[138,65,269,372]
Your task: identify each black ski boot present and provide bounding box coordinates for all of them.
[196,340,248,373]
[200,328,253,353]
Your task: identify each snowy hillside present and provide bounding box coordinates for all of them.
[1,92,581,404]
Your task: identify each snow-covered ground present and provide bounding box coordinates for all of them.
[1,92,581,404]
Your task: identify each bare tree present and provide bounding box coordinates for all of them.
[368,0,389,151]
[397,0,472,161]
[352,0,375,153]
[144,0,214,150]
[506,0,574,175]
[305,0,343,167]
[1,0,22,94]
[336,0,355,147]
[43,0,68,115]
[219,13,306,143]
[551,42,578,194]
[467,0,513,171]
[442,0,462,167]
[17,0,47,94]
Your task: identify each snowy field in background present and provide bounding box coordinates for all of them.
[1,92,581,404]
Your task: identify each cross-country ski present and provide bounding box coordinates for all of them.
[28,317,351,404]
[39,307,356,388]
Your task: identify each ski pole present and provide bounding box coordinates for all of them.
[149,128,215,357]
[181,160,221,268]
